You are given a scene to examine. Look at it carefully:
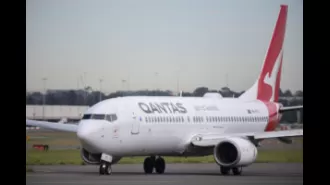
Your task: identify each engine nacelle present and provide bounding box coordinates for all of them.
[80,148,102,164]
[213,137,257,167]
[80,148,121,165]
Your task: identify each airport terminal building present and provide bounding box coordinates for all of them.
[26,105,89,122]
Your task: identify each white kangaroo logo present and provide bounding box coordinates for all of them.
[263,50,283,101]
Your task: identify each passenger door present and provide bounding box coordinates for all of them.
[131,112,140,135]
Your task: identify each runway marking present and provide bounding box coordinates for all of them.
[26,163,303,185]
[27,180,303,185]
[28,181,179,184]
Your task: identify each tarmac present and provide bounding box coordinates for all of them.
[26,163,303,185]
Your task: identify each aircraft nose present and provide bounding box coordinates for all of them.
[77,121,102,145]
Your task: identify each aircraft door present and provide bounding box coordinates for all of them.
[131,112,140,135]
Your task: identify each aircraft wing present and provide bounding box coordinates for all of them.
[26,119,78,132]
[279,105,303,113]
[191,129,303,147]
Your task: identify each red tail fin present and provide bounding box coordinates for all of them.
[239,5,288,102]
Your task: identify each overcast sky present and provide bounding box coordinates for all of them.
[26,0,303,93]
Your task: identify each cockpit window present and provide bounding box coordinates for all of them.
[92,114,105,120]
[105,114,117,122]
[82,113,117,122]
[82,114,92,119]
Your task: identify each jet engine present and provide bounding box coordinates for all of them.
[80,148,121,165]
[213,137,257,167]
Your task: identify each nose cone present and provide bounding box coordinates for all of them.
[77,121,103,152]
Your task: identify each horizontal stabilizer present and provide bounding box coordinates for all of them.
[279,105,303,113]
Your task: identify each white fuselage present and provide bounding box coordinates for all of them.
[76,96,279,157]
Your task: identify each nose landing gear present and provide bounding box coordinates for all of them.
[99,162,112,175]
[99,153,113,175]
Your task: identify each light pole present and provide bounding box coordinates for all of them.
[155,72,159,90]
[99,78,103,102]
[176,70,180,95]
[42,78,47,120]
[127,75,130,91]
[122,79,126,90]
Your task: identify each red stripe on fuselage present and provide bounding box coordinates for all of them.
[263,102,279,131]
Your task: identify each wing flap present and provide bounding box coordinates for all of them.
[191,129,303,147]
[254,129,303,139]
[26,119,78,132]
[191,133,253,147]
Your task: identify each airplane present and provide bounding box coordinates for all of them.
[26,4,303,176]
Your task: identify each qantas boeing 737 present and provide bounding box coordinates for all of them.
[26,5,303,176]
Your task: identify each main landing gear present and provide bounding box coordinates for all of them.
[220,166,243,176]
[143,156,166,174]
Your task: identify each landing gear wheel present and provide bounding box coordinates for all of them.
[99,163,105,175]
[220,166,230,175]
[143,157,154,174]
[155,157,165,174]
[232,167,242,175]
[99,162,112,175]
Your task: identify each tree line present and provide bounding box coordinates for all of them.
[26,87,303,124]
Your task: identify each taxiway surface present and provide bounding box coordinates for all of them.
[26,163,303,185]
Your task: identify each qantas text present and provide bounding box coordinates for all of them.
[138,102,187,114]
